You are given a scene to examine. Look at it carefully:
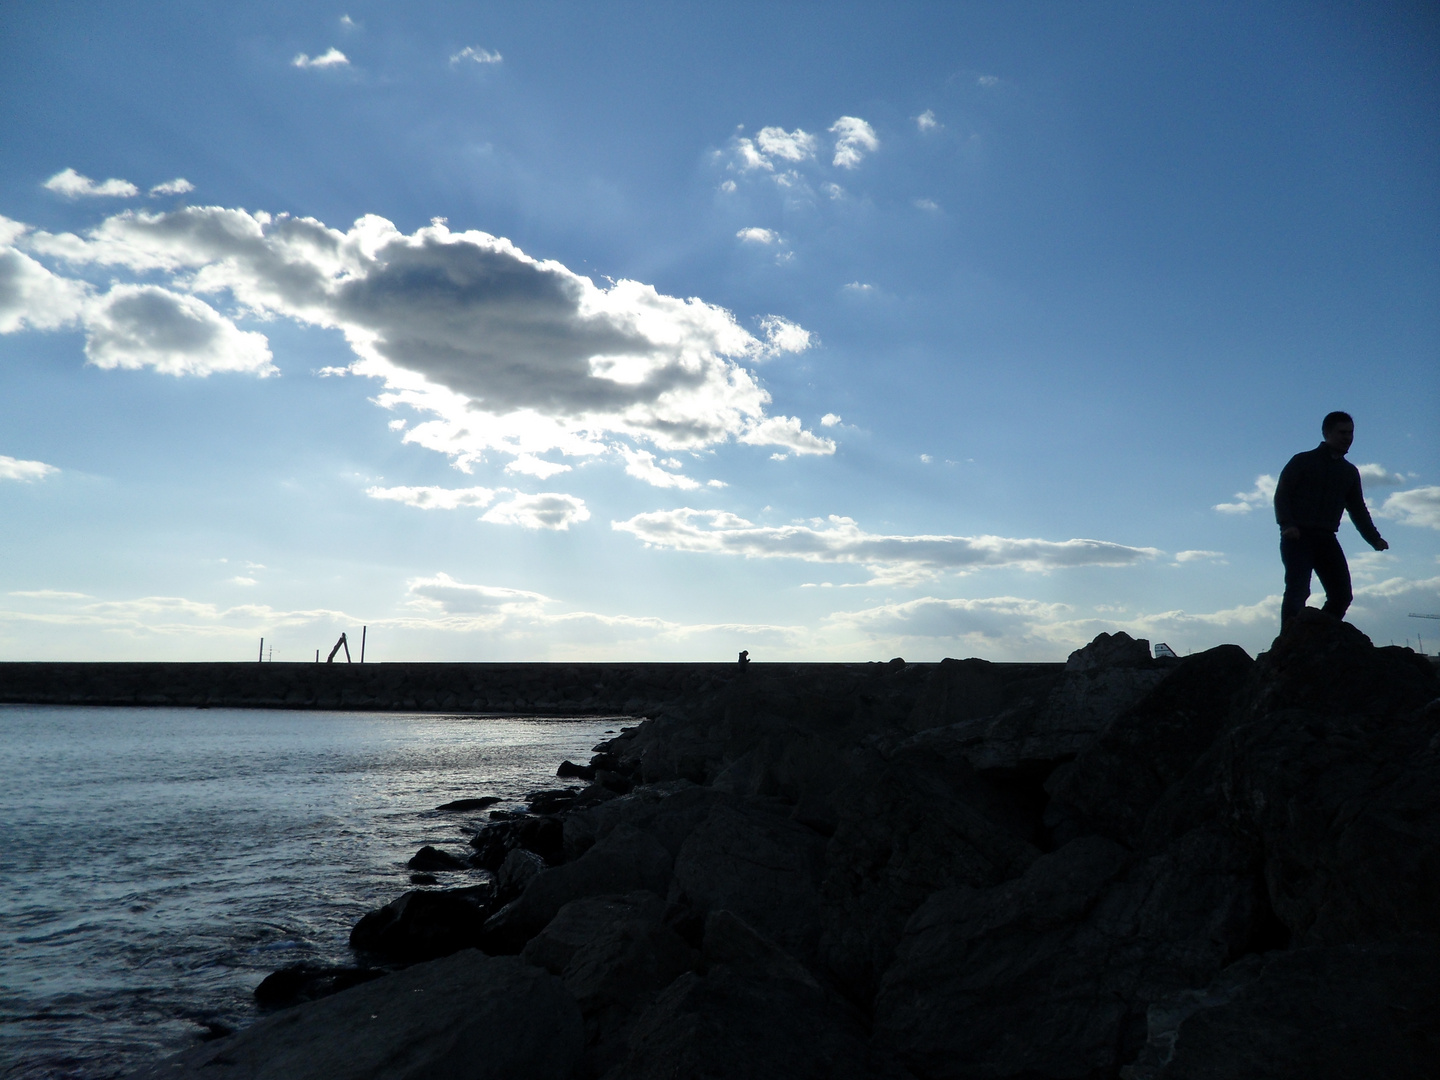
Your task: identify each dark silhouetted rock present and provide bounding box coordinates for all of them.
[1124,937,1440,1080]
[496,847,547,899]
[607,911,912,1080]
[349,884,493,962]
[133,952,583,1080]
[875,828,1263,1079]
[557,759,597,780]
[561,781,723,862]
[406,845,470,872]
[484,824,674,953]
[253,964,386,1009]
[906,657,1006,733]
[470,814,564,870]
[817,742,1040,1001]
[434,795,500,812]
[527,787,580,814]
[669,802,827,959]
[523,892,693,1074]
[1046,644,1254,848]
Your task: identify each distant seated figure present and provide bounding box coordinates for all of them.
[738,650,750,666]
[1274,411,1388,629]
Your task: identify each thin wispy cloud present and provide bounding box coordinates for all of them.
[365,484,499,510]
[43,169,138,199]
[292,48,349,69]
[915,109,939,132]
[451,46,502,65]
[612,508,1161,583]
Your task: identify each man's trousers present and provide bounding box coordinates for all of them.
[1280,529,1352,627]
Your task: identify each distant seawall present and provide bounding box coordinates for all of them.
[0,661,1062,715]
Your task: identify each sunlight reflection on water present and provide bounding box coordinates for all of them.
[0,705,624,1079]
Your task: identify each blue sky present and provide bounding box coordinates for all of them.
[2,1,1437,662]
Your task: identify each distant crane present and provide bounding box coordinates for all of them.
[326,633,352,663]
[1410,614,1439,656]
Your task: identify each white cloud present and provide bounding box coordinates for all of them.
[828,595,1067,641]
[736,227,778,244]
[230,576,258,586]
[149,178,195,197]
[505,454,571,479]
[706,479,727,488]
[719,180,737,194]
[292,48,349,69]
[365,484,498,510]
[8,206,830,476]
[451,46,502,65]
[340,14,357,28]
[758,315,811,355]
[823,182,845,200]
[83,284,275,376]
[1213,474,1276,514]
[43,168,138,199]
[829,116,878,168]
[1379,486,1440,531]
[732,137,773,172]
[406,572,549,616]
[616,445,700,490]
[920,454,933,463]
[0,455,59,482]
[0,238,89,332]
[820,413,842,427]
[755,126,818,162]
[612,508,1161,583]
[912,197,940,212]
[482,492,590,530]
[1357,463,1410,488]
[977,75,999,87]
[1174,549,1225,563]
[915,109,938,132]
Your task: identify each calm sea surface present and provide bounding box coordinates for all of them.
[0,705,624,1080]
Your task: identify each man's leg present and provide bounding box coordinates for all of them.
[1310,531,1354,619]
[1280,534,1314,628]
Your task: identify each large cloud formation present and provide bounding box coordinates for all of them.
[2,204,830,484]
[612,508,1162,583]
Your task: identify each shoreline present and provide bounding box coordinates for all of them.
[105,619,1440,1077]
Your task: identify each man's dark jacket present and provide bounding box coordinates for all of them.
[1273,443,1383,544]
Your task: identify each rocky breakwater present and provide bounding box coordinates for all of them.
[133,613,1440,1080]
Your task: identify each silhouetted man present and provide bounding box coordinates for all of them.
[1274,411,1388,628]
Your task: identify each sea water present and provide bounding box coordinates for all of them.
[0,705,623,1079]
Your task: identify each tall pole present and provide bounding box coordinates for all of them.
[361,625,367,663]
[258,637,263,663]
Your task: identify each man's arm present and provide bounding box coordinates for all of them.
[1274,455,1300,537]
[1345,471,1388,551]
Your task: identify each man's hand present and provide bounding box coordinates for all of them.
[1281,526,1301,540]
[1373,537,1390,551]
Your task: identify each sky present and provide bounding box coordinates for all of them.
[1,1,1436,663]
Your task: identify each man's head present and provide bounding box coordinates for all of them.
[1322,410,1354,455]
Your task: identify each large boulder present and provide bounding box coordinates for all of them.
[1123,937,1440,1079]
[349,885,493,962]
[1045,644,1254,848]
[817,743,1040,1001]
[483,824,673,953]
[131,952,584,1080]
[914,633,1170,772]
[525,893,694,1075]
[875,828,1263,1079]
[668,801,828,959]
[605,911,914,1080]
